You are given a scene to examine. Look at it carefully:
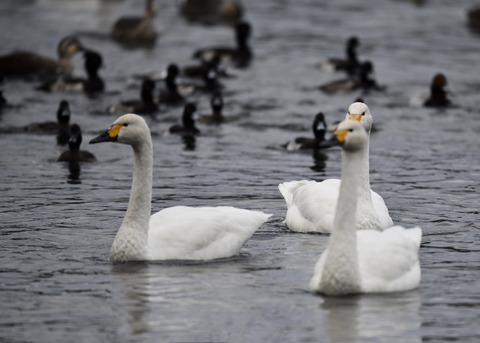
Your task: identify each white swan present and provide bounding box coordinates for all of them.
[310,119,421,295]
[278,102,392,233]
[90,113,271,262]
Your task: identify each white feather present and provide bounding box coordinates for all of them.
[92,113,271,262]
[279,102,392,233]
[309,119,421,295]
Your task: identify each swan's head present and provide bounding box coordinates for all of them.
[334,119,368,152]
[346,101,373,135]
[89,113,150,146]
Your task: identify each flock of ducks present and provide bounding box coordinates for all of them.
[1,0,441,297]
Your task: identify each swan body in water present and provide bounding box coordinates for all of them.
[278,102,392,233]
[90,113,271,262]
[310,119,421,295]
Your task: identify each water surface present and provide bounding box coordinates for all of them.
[1,0,479,342]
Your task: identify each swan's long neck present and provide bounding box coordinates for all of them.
[358,138,372,204]
[110,137,153,261]
[320,147,365,294]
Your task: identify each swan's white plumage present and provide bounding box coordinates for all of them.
[148,206,270,260]
[279,102,393,233]
[310,226,422,294]
[90,113,271,262]
[309,119,421,295]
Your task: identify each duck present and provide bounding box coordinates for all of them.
[111,0,158,46]
[109,79,158,115]
[320,61,381,94]
[309,119,421,295]
[284,112,330,151]
[25,99,72,145]
[169,102,200,135]
[319,36,360,76]
[198,91,225,124]
[57,124,97,163]
[467,6,480,32]
[278,102,393,233]
[183,55,221,78]
[0,77,7,110]
[424,73,450,107]
[0,36,83,80]
[89,113,271,261]
[193,21,252,68]
[181,0,243,26]
[0,90,6,110]
[0,76,6,108]
[38,50,105,95]
[157,64,186,105]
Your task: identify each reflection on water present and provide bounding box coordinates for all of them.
[182,134,197,151]
[322,291,421,343]
[111,264,152,337]
[67,161,81,184]
[310,149,329,172]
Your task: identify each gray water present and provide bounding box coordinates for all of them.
[1,0,480,342]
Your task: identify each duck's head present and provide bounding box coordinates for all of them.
[430,73,448,93]
[312,112,326,140]
[359,61,375,84]
[236,21,251,45]
[144,0,157,19]
[167,64,179,78]
[347,36,359,50]
[346,101,373,135]
[182,102,198,128]
[165,64,180,87]
[219,0,243,23]
[84,50,103,74]
[57,36,84,59]
[57,100,71,124]
[90,113,149,146]
[141,79,156,101]
[334,119,368,152]
[68,124,82,151]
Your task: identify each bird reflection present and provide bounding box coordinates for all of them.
[67,161,81,184]
[321,291,421,343]
[182,135,196,151]
[310,149,329,172]
[111,263,151,335]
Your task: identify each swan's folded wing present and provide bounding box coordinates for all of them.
[357,226,422,293]
[280,179,340,233]
[148,206,271,260]
[370,189,394,229]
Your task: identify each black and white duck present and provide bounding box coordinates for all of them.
[57,124,97,163]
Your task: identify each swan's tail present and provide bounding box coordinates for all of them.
[278,180,311,207]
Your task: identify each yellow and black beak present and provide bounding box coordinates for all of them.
[348,113,362,122]
[333,129,348,144]
[89,124,122,144]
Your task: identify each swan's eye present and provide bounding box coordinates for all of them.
[349,129,354,132]
[123,123,129,127]
[362,112,366,116]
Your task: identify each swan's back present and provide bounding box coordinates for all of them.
[279,179,340,233]
[357,226,422,293]
[148,206,271,260]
